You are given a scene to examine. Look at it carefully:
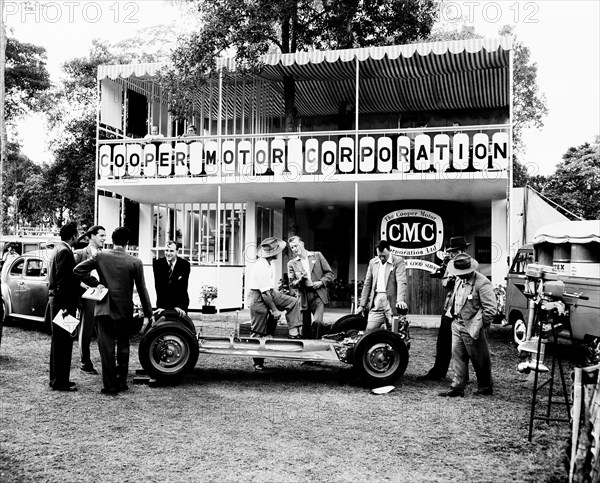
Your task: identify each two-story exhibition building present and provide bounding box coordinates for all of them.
[95,37,513,313]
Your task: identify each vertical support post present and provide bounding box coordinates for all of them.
[216,185,222,313]
[354,182,359,311]
[354,56,360,174]
[94,79,101,224]
[282,197,297,274]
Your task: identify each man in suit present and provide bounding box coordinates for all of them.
[419,236,470,381]
[74,225,107,375]
[439,253,497,398]
[74,227,154,395]
[356,239,408,332]
[46,221,79,392]
[153,240,190,316]
[287,236,334,339]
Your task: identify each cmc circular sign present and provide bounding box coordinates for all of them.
[380,209,444,257]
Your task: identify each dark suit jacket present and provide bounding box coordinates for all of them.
[74,247,153,320]
[48,241,79,312]
[359,254,407,315]
[287,252,334,309]
[153,256,191,312]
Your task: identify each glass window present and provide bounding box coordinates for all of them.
[9,259,24,277]
[152,202,246,265]
[25,259,47,278]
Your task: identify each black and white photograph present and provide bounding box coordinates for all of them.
[1,0,599,481]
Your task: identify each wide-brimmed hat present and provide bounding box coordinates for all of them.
[449,253,479,275]
[257,237,286,258]
[446,236,471,252]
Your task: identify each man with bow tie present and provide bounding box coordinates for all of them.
[439,253,497,398]
[356,239,408,332]
[153,240,191,316]
[287,236,334,339]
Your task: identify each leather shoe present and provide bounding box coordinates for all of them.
[81,366,99,375]
[49,381,77,387]
[119,384,129,392]
[101,388,119,396]
[52,384,78,392]
[417,372,444,381]
[438,388,464,398]
[475,388,494,396]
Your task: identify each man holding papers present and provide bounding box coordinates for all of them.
[46,222,80,392]
[74,227,154,395]
[74,225,107,375]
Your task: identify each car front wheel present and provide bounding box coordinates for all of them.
[139,322,199,381]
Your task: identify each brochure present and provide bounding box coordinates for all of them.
[82,287,108,301]
[53,311,80,334]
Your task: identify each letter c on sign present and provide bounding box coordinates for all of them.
[388,224,401,241]
[421,224,435,241]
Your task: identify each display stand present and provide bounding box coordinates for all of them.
[527,310,573,442]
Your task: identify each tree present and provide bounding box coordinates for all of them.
[167,0,439,131]
[42,30,174,228]
[538,137,600,220]
[4,37,51,122]
[424,23,548,188]
[499,25,548,155]
[1,36,51,233]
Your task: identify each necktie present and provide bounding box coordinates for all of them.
[169,263,174,278]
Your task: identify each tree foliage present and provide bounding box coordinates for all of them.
[39,33,173,229]
[4,37,51,122]
[538,138,600,220]
[167,0,439,129]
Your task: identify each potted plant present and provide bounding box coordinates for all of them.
[200,284,218,314]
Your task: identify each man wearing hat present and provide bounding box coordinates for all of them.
[439,253,497,397]
[247,237,303,370]
[419,236,470,381]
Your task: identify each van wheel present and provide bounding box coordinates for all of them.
[139,322,199,381]
[513,318,528,346]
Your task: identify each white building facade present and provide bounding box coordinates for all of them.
[95,37,513,313]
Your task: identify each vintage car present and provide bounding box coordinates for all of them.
[138,311,411,386]
[1,251,51,327]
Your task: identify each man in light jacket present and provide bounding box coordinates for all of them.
[356,239,408,332]
[439,253,497,398]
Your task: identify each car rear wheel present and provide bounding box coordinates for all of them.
[329,314,367,338]
[353,330,408,386]
[139,322,199,381]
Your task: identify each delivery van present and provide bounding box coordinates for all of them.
[506,220,600,345]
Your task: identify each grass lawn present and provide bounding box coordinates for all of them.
[0,321,570,482]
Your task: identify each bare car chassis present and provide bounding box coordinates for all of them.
[138,310,411,386]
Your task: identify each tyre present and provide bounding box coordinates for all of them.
[329,314,367,337]
[353,330,409,386]
[513,318,528,346]
[139,321,199,381]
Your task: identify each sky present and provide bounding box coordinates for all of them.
[4,0,600,175]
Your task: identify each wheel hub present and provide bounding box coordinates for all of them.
[152,336,188,369]
[366,344,395,373]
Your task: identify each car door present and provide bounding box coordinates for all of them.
[23,258,49,319]
[6,258,26,314]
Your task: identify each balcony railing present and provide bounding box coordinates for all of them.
[97,125,510,182]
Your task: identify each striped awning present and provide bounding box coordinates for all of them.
[97,37,511,117]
